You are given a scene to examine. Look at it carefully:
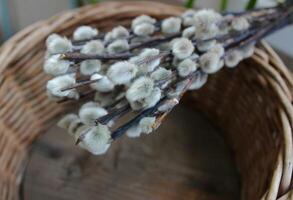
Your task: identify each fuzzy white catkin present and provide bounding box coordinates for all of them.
[46,34,60,47]
[111,26,129,39]
[107,61,137,85]
[133,23,156,36]
[182,10,197,27]
[189,73,208,90]
[73,125,90,142]
[182,26,196,39]
[183,17,195,27]
[131,15,156,28]
[182,10,197,18]
[177,58,197,77]
[46,74,77,98]
[150,67,172,81]
[94,92,117,107]
[107,39,129,54]
[126,125,142,138]
[231,17,250,31]
[225,50,243,68]
[139,117,156,134]
[167,79,189,98]
[136,48,161,73]
[90,74,115,92]
[172,38,194,59]
[73,26,98,40]
[47,36,72,55]
[57,114,79,130]
[210,43,225,57]
[129,56,140,65]
[68,118,83,136]
[197,40,216,52]
[104,32,113,43]
[162,17,182,35]
[199,52,222,74]
[193,9,222,40]
[141,87,161,108]
[81,101,100,109]
[80,60,101,76]
[239,43,255,58]
[79,125,111,155]
[81,40,104,55]
[44,55,71,76]
[79,105,108,125]
[46,90,70,102]
[69,91,80,100]
[126,76,154,102]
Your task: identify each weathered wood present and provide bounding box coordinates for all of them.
[23,105,240,200]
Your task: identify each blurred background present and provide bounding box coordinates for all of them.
[0,0,292,59]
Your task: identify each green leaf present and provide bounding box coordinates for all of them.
[185,0,196,8]
[77,0,84,7]
[220,0,229,11]
[83,0,99,4]
[246,0,258,10]
[90,0,100,3]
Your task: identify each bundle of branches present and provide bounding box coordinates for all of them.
[44,2,293,155]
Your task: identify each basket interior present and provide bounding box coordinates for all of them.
[189,61,282,199]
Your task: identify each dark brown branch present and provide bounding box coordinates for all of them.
[96,104,131,125]
[60,52,134,62]
[129,33,181,51]
[111,97,167,140]
[61,78,102,92]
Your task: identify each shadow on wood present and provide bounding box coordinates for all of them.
[23,104,240,200]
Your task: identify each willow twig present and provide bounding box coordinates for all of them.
[61,78,102,92]
[96,104,131,125]
[111,97,167,140]
[61,52,134,62]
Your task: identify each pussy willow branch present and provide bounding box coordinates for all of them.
[107,7,293,138]
[58,6,293,107]
[61,78,101,92]
[96,104,131,125]
[72,21,162,46]
[111,97,167,139]
[60,18,291,97]
[62,34,179,62]
[62,6,292,64]
[60,52,134,62]
[227,6,293,49]
[72,5,283,46]
[72,6,277,46]
[110,71,198,140]
[60,5,293,136]
[94,68,178,126]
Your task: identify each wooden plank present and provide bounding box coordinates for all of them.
[22,105,240,200]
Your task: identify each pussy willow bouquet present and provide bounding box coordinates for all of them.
[44,2,293,155]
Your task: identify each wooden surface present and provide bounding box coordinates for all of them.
[22,105,240,200]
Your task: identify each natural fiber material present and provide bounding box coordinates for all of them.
[0,2,292,200]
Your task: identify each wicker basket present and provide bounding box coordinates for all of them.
[0,2,293,200]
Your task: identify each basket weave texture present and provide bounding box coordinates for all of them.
[0,2,293,200]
